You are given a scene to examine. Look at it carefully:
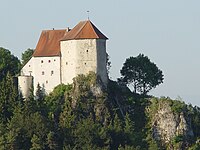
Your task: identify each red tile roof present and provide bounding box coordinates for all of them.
[61,20,108,40]
[33,20,108,57]
[33,29,67,57]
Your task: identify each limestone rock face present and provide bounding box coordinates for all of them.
[150,100,194,144]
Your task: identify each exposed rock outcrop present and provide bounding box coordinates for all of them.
[147,99,194,148]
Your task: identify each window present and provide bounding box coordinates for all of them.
[66,62,68,65]
[86,50,89,52]
[41,60,43,63]
[51,71,54,76]
[46,80,48,84]
[85,62,86,65]
[54,59,56,62]
[48,60,51,63]
[42,71,44,75]
[29,65,31,67]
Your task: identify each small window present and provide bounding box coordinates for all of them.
[85,63,86,65]
[66,62,68,65]
[41,60,43,63]
[51,71,54,76]
[42,71,44,75]
[54,59,56,62]
[29,65,31,67]
[48,60,51,63]
[86,50,89,52]
[46,80,48,84]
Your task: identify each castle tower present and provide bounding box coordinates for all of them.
[18,76,33,99]
[60,20,108,86]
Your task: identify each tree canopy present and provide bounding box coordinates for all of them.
[21,48,34,67]
[1,47,200,149]
[0,47,20,81]
[120,54,164,95]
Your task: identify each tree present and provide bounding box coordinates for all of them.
[106,53,111,75]
[47,131,59,150]
[21,48,34,67]
[30,134,44,150]
[120,54,163,95]
[124,113,135,146]
[0,47,20,81]
[0,73,19,122]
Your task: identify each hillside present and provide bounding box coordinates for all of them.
[0,72,200,149]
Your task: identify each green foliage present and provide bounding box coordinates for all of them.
[120,54,164,95]
[173,135,184,143]
[147,97,188,117]
[191,106,200,140]
[6,109,49,149]
[170,100,187,113]
[45,84,72,121]
[21,48,34,67]
[47,131,59,150]
[0,47,20,81]
[72,117,109,149]
[0,73,19,122]
[148,139,160,150]
[30,134,44,150]
[106,53,111,75]
[189,142,200,150]
[1,59,200,150]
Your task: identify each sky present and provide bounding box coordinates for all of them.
[1,0,200,106]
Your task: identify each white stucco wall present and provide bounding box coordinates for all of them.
[61,39,107,86]
[61,40,77,84]
[32,56,61,94]
[20,37,108,97]
[21,57,34,76]
[18,76,33,99]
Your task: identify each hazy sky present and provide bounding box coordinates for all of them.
[1,0,200,106]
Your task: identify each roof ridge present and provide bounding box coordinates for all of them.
[60,20,108,40]
[42,29,66,31]
[73,21,88,39]
[88,21,99,38]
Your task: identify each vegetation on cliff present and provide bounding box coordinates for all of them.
[0,47,200,149]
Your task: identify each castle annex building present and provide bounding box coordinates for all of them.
[18,20,108,98]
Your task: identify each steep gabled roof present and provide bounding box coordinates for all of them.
[61,20,108,40]
[33,29,67,57]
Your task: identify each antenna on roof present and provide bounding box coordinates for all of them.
[87,10,90,20]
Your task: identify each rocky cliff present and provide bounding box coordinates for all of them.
[146,98,198,149]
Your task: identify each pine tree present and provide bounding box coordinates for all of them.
[0,73,19,122]
[124,113,135,146]
[0,123,7,150]
[47,131,59,150]
[30,134,44,150]
[110,113,124,149]
[6,121,21,150]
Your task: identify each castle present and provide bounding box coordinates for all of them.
[18,20,108,98]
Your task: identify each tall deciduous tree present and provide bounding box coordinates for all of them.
[0,47,20,81]
[21,48,34,67]
[120,54,164,95]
